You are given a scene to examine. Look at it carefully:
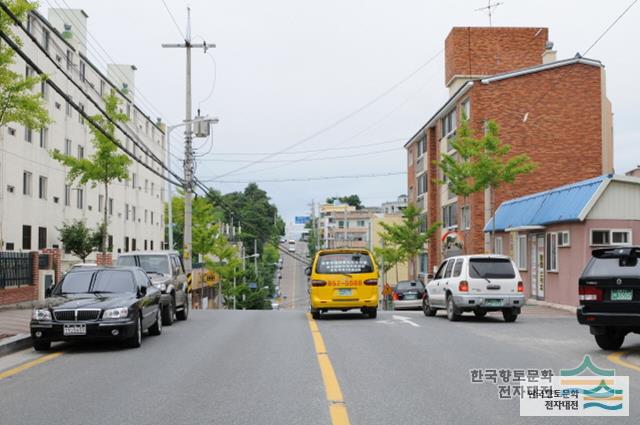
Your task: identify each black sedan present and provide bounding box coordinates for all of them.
[393,280,426,310]
[30,267,163,351]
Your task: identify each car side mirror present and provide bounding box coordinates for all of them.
[138,286,147,297]
[305,266,311,276]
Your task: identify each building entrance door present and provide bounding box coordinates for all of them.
[530,234,545,300]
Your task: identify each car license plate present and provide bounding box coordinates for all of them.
[404,293,418,300]
[485,299,503,307]
[63,324,86,336]
[338,289,352,296]
[611,289,633,301]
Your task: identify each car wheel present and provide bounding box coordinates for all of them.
[474,311,487,318]
[367,308,377,319]
[149,308,163,336]
[446,294,461,322]
[176,295,189,321]
[311,310,321,320]
[162,298,175,326]
[126,314,142,348]
[33,340,51,351]
[502,309,518,323]
[595,331,625,351]
[422,297,437,317]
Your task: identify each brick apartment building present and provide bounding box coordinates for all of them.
[405,27,614,276]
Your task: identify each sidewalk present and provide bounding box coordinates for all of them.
[0,308,32,356]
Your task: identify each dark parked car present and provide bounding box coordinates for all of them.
[116,251,189,325]
[30,267,163,351]
[393,280,425,310]
[577,246,640,350]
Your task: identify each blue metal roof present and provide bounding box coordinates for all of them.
[484,175,610,232]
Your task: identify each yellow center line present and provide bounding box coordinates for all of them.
[306,313,351,425]
[607,350,640,373]
[0,352,63,381]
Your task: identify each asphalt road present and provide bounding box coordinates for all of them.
[277,241,310,311]
[2,251,640,424]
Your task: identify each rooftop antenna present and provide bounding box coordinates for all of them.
[475,1,503,26]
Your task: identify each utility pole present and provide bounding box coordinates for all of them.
[254,239,258,276]
[162,8,215,280]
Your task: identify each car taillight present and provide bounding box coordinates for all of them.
[579,286,603,302]
[517,281,524,293]
[364,279,378,286]
[392,292,399,301]
[458,281,469,292]
[311,280,327,287]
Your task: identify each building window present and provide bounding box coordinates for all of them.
[76,189,84,209]
[98,195,104,212]
[38,176,47,200]
[22,225,31,250]
[66,97,72,117]
[108,198,113,216]
[558,230,570,247]
[516,234,527,270]
[612,230,631,245]
[66,49,73,72]
[417,136,426,158]
[77,145,84,159]
[417,173,428,196]
[495,236,503,255]
[78,103,85,125]
[144,209,148,223]
[590,229,633,246]
[124,236,129,253]
[461,98,470,120]
[38,227,47,250]
[79,61,86,82]
[442,203,457,229]
[442,109,457,140]
[151,182,155,196]
[150,211,154,225]
[100,80,105,96]
[23,171,32,196]
[144,239,148,250]
[41,28,50,51]
[125,203,129,220]
[461,205,470,230]
[39,128,48,149]
[132,173,137,189]
[24,127,33,143]
[65,139,72,155]
[64,184,71,206]
[131,238,137,251]
[546,232,558,272]
[41,81,49,100]
[144,179,149,193]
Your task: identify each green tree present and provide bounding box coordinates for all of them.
[436,118,536,251]
[51,93,131,255]
[204,231,241,308]
[326,194,362,209]
[57,220,101,263]
[377,203,438,278]
[374,244,403,283]
[0,0,51,129]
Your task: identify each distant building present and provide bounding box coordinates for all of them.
[381,194,407,214]
[0,9,165,258]
[405,27,614,277]
[485,174,640,307]
[319,203,374,249]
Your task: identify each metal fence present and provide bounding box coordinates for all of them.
[0,252,33,289]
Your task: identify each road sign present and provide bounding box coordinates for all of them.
[295,216,310,224]
[204,271,218,286]
[248,282,258,289]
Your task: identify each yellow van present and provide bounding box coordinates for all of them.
[307,248,379,319]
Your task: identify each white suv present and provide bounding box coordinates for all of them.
[423,255,525,322]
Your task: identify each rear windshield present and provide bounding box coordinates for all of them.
[116,255,170,274]
[316,253,374,274]
[116,256,136,267]
[582,257,640,277]
[396,281,424,291]
[469,258,515,279]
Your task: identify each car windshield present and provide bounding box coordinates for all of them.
[469,258,515,279]
[396,281,423,291]
[316,253,374,274]
[57,271,93,294]
[92,270,136,293]
[116,256,136,267]
[582,257,640,277]
[138,255,170,274]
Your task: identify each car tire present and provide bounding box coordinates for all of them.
[422,297,437,317]
[367,308,377,319]
[125,315,142,348]
[446,294,461,322]
[176,295,189,321]
[149,308,163,336]
[595,331,625,351]
[33,340,51,351]
[311,309,321,320]
[502,309,518,323]
[474,311,487,318]
[162,298,175,326]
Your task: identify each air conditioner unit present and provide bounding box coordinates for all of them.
[39,270,55,301]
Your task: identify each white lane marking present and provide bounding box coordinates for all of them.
[392,315,421,327]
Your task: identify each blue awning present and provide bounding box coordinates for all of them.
[484,175,609,232]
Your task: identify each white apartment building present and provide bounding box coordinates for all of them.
[0,8,166,257]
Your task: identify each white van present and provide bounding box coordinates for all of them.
[423,255,524,322]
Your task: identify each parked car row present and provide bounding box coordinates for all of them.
[30,251,189,351]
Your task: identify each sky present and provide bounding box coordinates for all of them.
[41,0,640,225]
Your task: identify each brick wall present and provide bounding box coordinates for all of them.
[96,253,113,266]
[444,27,548,86]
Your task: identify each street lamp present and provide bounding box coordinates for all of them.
[165,116,219,250]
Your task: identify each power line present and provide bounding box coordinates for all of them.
[583,0,639,56]
[0,2,184,187]
[199,146,401,163]
[160,0,186,40]
[212,49,444,179]
[199,171,406,184]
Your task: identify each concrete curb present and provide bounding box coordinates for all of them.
[526,298,577,314]
[0,333,32,357]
